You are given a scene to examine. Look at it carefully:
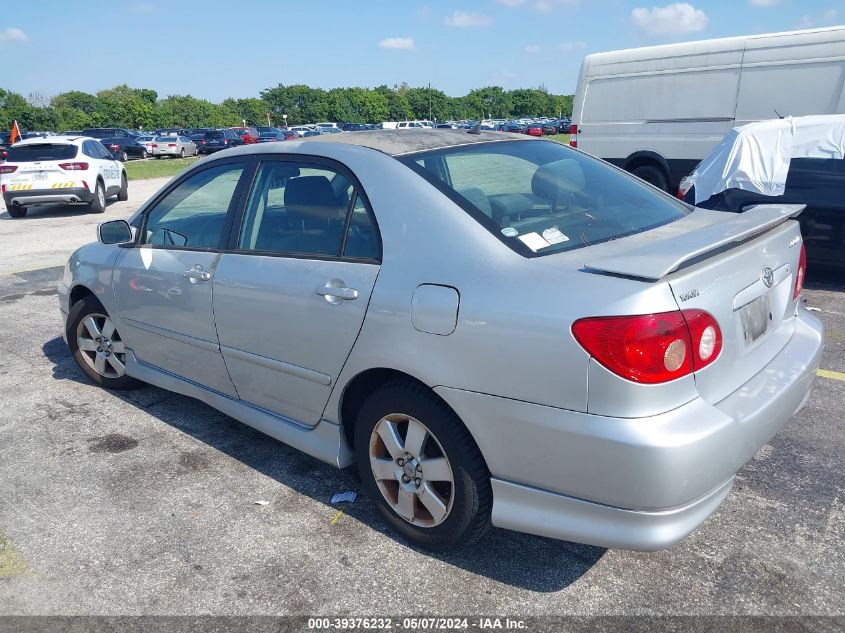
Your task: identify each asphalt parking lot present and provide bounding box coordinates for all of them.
[0,186,843,617]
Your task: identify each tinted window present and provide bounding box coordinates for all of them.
[142,163,245,249]
[6,144,78,162]
[83,129,111,138]
[93,142,113,160]
[205,131,224,139]
[401,140,689,256]
[238,161,360,258]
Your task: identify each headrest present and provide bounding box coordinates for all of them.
[531,159,586,200]
[284,175,343,220]
[458,187,492,217]
[266,165,301,184]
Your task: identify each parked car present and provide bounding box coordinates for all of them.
[341,123,370,132]
[280,128,299,140]
[290,126,314,137]
[155,128,190,137]
[526,123,544,137]
[258,130,286,143]
[21,131,55,140]
[505,121,527,133]
[82,128,139,140]
[59,130,822,552]
[1,136,126,217]
[541,121,561,135]
[151,135,198,159]
[136,135,156,156]
[679,114,845,270]
[0,132,11,159]
[101,135,149,161]
[198,129,242,154]
[230,126,259,144]
[318,127,342,135]
[60,130,83,136]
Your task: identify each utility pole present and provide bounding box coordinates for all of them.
[428,82,432,122]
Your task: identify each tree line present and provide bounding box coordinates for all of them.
[0,83,574,131]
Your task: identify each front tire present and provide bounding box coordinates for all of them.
[88,181,106,213]
[7,205,27,218]
[354,380,492,551]
[117,173,128,201]
[67,295,138,390]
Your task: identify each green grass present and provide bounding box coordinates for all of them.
[547,133,571,144]
[124,157,200,181]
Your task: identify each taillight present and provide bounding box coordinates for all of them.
[572,309,721,384]
[793,243,806,300]
[59,162,88,171]
[223,139,229,144]
[82,180,89,190]
[151,143,158,148]
[168,143,177,147]
[0,165,17,174]
[569,124,577,147]
[677,177,693,201]
[108,144,119,150]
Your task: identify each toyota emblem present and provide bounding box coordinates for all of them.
[761,266,775,288]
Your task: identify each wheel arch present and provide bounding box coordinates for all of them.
[69,283,99,309]
[623,151,670,180]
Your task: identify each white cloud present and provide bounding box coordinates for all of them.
[796,8,840,29]
[631,3,708,39]
[524,44,540,54]
[445,10,493,27]
[0,28,28,43]
[559,40,586,51]
[750,0,780,6]
[379,37,415,50]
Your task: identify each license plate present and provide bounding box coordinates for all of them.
[740,293,772,343]
[33,172,48,180]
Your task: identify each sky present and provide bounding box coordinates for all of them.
[0,0,841,102]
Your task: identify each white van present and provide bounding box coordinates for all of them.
[571,25,845,191]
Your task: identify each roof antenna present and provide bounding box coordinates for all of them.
[467,120,483,135]
[773,108,785,119]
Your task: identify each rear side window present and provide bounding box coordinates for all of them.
[237,161,381,260]
[6,144,78,162]
[401,140,689,257]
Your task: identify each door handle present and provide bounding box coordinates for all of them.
[184,265,212,281]
[316,285,358,301]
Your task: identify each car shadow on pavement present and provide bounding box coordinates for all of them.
[42,336,605,592]
[0,199,116,220]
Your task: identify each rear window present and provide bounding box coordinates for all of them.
[82,129,111,138]
[233,129,247,136]
[155,137,177,142]
[6,143,78,162]
[400,140,689,257]
[205,131,224,139]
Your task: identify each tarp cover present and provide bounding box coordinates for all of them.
[690,114,845,204]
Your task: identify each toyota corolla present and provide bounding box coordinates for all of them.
[58,130,823,551]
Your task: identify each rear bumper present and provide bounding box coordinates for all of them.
[3,187,93,207]
[436,307,823,549]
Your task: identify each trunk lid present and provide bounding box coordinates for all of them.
[585,205,806,405]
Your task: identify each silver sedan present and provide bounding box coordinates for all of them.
[151,135,197,159]
[58,130,823,551]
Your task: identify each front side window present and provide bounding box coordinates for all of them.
[142,162,246,249]
[401,140,690,256]
[238,161,379,260]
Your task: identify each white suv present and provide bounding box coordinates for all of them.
[1,136,127,218]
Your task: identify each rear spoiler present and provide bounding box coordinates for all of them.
[584,204,805,281]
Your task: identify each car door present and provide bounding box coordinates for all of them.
[112,159,251,396]
[212,157,382,425]
[91,141,121,191]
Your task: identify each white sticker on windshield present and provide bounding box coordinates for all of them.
[542,226,569,245]
[517,232,550,251]
[501,227,518,237]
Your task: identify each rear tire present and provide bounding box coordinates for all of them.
[88,180,106,213]
[67,295,139,390]
[117,174,128,202]
[7,205,27,218]
[179,148,185,159]
[631,164,669,192]
[141,150,148,159]
[121,150,128,162]
[354,380,492,551]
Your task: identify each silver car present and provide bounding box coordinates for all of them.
[58,130,823,551]
[152,135,197,159]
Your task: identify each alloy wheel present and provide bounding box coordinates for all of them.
[76,313,127,378]
[368,414,455,527]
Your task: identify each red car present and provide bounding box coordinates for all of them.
[229,126,260,144]
[526,123,544,137]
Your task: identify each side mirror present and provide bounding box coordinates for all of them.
[98,219,133,245]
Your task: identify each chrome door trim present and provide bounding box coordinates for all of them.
[220,344,333,386]
[122,317,220,353]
